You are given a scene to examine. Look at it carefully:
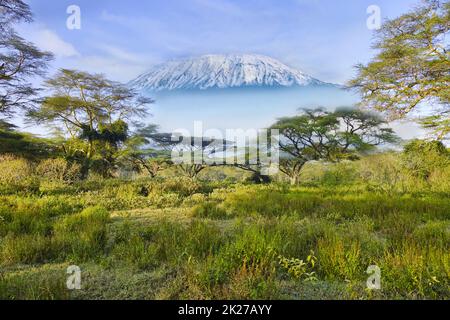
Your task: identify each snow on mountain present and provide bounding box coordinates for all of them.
[129,54,330,91]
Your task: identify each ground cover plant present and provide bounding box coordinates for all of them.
[0,152,448,300]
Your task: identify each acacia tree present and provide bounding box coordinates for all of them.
[120,125,174,178]
[271,108,398,184]
[0,0,53,117]
[28,69,152,177]
[232,145,278,184]
[349,0,450,140]
[171,136,229,179]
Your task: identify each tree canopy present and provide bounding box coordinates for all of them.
[0,0,53,117]
[271,108,398,184]
[27,69,153,177]
[349,0,449,140]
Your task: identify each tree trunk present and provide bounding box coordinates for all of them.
[290,175,299,185]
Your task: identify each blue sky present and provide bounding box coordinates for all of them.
[20,0,420,84]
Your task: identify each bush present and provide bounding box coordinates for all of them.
[182,193,207,207]
[402,140,450,180]
[358,153,408,193]
[0,155,37,193]
[0,196,80,237]
[316,235,362,281]
[320,162,358,186]
[36,158,81,183]
[380,242,449,299]
[111,233,159,270]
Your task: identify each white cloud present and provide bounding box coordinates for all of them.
[69,55,149,82]
[20,26,79,58]
[66,44,160,82]
[18,22,150,81]
[95,44,143,63]
[71,44,159,81]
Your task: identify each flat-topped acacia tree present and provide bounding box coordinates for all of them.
[28,69,153,177]
[271,108,399,185]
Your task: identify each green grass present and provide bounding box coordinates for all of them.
[0,176,448,300]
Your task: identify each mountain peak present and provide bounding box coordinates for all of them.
[129,54,328,91]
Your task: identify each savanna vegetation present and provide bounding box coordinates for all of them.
[0,0,449,300]
[0,149,449,300]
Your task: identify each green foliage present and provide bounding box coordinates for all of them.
[317,236,362,280]
[402,139,450,179]
[0,149,449,300]
[191,201,230,219]
[0,154,32,185]
[0,128,56,160]
[27,69,153,178]
[278,251,318,281]
[0,264,69,300]
[0,155,83,194]
[0,154,38,193]
[0,198,108,265]
[36,158,81,183]
[349,0,450,139]
[2,0,449,301]
[320,162,359,187]
[271,107,397,184]
[358,153,412,193]
[53,206,110,261]
[0,0,53,117]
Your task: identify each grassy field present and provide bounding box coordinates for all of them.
[0,160,449,300]
[1,0,449,302]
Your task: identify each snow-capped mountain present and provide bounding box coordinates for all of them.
[129,54,330,91]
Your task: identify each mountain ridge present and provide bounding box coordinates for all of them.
[129,54,334,91]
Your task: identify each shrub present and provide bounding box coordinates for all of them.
[146,177,204,197]
[380,242,449,299]
[412,220,450,248]
[36,158,81,183]
[358,153,408,193]
[0,155,37,193]
[320,162,358,186]
[402,140,450,180]
[200,222,281,288]
[278,252,318,281]
[182,193,207,207]
[111,234,159,270]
